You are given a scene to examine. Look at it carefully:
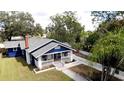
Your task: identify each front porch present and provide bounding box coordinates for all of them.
[35,50,73,70]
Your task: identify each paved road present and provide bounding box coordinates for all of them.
[73,54,124,80]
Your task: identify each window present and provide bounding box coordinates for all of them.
[13,48,17,51]
[42,55,47,61]
[42,55,53,61]
[63,52,68,57]
[47,55,53,60]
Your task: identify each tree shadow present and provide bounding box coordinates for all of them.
[15,57,35,71]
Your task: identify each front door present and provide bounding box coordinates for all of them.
[54,53,61,61]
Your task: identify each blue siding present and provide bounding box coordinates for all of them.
[7,47,22,57]
[46,46,70,54]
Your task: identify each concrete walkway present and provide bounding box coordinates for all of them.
[63,61,82,69]
[73,54,124,80]
[54,61,89,81]
[62,69,88,81]
[54,54,124,80]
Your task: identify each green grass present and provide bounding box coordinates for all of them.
[0,57,73,81]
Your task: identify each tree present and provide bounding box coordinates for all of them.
[83,11,124,52]
[83,31,101,52]
[33,23,44,36]
[0,11,43,41]
[91,11,124,24]
[90,32,124,80]
[91,11,124,34]
[46,11,84,47]
[96,19,124,34]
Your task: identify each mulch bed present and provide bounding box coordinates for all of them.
[65,61,74,64]
[65,61,71,64]
[70,64,121,81]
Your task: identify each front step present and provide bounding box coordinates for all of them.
[52,62,64,71]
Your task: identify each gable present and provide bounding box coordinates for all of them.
[31,42,58,58]
[31,41,73,58]
[45,45,70,54]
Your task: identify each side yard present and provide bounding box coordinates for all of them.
[0,57,73,81]
[70,64,121,81]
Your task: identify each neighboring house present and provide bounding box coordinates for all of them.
[3,35,74,70]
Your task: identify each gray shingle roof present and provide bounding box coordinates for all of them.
[3,37,53,51]
[4,40,25,49]
[3,36,74,58]
[26,37,53,53]
[31,42,58,58]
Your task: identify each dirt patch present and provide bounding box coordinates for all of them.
[70,64,121,81]
[65,59,77,64]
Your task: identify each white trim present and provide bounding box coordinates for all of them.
[37,57,42,69]
[42,59,54,63]
[33,67,55,74]
[52,39,74,50]
[26,51,31,64]
[60,52,62,62]
[43,50,71,55]
[61,56,70,59]
[70,51,73,61]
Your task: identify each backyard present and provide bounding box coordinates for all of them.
[0,57,73,81]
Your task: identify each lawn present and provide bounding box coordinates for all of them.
[0,57,73,81]
[70,64,120,81]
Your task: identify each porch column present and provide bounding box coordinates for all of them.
[61,52,62,63]
[37,57,42,69]
[70,51,73,61]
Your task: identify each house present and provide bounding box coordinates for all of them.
[3,35,74,70]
